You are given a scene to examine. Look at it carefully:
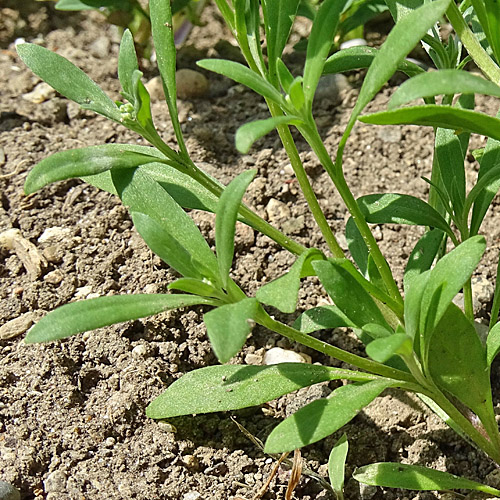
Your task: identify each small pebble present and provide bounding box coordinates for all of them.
[377,126,402,144]
[38,227,71,244]
[176,69,209,99]
[44,470,67,493]
[89,36,110,59]
[42,245,63,263]
[183,492,202,500]
[0,147,5,167]
[265,198,291,223]
[22,82,55,103]
[282,215,305,235]
[359,483,377,500]
[157,421,176,433]
[145,76,165,101]
[44,270,64,285]
[244,353,263,365]
[263,347,311,365]
[0,481,20,500]
[74,286,93,299]
[340,38,368,49]
[132,344,148,358]
[0,313,35,340]
[315,74,348,103]
[104,437,116,448]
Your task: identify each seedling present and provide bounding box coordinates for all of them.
[15,0,500,496]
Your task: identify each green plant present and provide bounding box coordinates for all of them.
[16,0,500,496]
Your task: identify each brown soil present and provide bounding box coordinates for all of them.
[2,3,500,500]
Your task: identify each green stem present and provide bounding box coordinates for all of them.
[147,133,306,256]
[256,310,416,384]
[446,1,500,84]
[267,102,344,258]
[304,124,403,306]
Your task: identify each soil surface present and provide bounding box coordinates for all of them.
[2,3,500,500]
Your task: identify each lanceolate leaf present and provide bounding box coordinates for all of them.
[118,29,139,101]
[261,0,301,80]
[313,260,390,329]
[83,162,220,212]
[351,0,451,120]
[366,333,412,363]
[487,322,500,366]
[257,248,325,314]
[168,278,223,299]
[204,298,259,363]
[353,462,500,495]
[17,43,121,122]
[293,305,355,333]
[24,145,168,195]
[216,170,256,287]
[113,169,219,281]
[146,363,380,418]
[471,110,500,235]
[197,59,286,107]
[419,236,486,337]
[357,193,453,237]
[235,117,301,154]
[427,304,492,416]
[150,0,186,152]
[359,105,500,142]
[403,230,442,294]
[434,128,466,217]
[328,434,349,497]
[302,0,349,106]
[389,70,500,109]
[25,294,212,343]
[323,46,424,77]
[264,379,393,453]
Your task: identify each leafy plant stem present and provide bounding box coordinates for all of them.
[256,310,417,384]
[428,385,500,463]
[146,132,307,256]
[446,1,500,84]
[304,124,403,306]
[266,102,344,258]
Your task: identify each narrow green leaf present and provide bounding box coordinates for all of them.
[357,193,453,237]
[345,217,368,276]
[313,260,390,329]
[435,127,466,218]
[216,170,256,287]
[204,298,258,363]
[328,434,349,496]
[257,249,325,314]
[264,379,393,453]
[16,43,121,122]
[360,105,500,142]
[131,212,209,280]
[146,363,379,418]
[276,58,294,93]
[118,29,139,101]
[339,0,388,35]
[236,117,300,154]
[484,0,500,64]
[55,0,126,10]
[197,59,286,107]
[83,162,220,212]
[25,294,211,343]
[404,271,429,350]
[385,0,423,21]
[303,0,349,106]
[113,169,219,281]
[465,166,500,227]
[168,278,223,299]
[288,77,305,110]
[324,46,424,77]
[351,0,451,120]
[427,304,491,415]
[487,322,500,366]
[149,0,186,152]
[471,109,500,235]
[389,70,500,110]
[293,305,355,333]
[353,462,500,495]
[24,144,167,195]
[403,230,442,294]
[262,0,301,80]
[420,236,486,337]
[366,333,413,363]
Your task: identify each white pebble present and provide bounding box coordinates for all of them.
[263,347,311,365]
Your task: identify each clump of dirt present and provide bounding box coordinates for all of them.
[2,3,500,500]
